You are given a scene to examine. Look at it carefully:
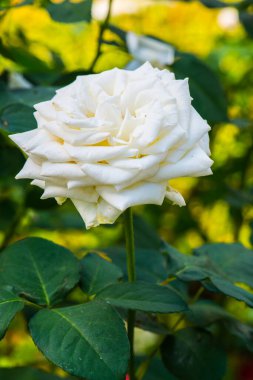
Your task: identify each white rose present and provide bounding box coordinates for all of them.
[126,32,175,68]
[10,62,213,229]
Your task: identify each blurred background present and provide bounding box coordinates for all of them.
[0,0,252,379]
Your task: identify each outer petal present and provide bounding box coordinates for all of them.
[142,128,186,155]
[166,186,186,207]
[41,183,99,203]
[97,182,167,211]
[97,199,122,225]
[152,146,213,181]
[187,107,211,148]
[31,179,45,189]
[72,199,98,229]
[10,129,39,151]
[16,158,43,180]
[31,141,70,162]
[41,162,84,179]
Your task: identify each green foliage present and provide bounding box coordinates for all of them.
[0,134,25,178]
[0,87,57,135]
[97,282,187,313]
[140,357,176,380]
[161,327,227,380]
[164,243,253,307]
[106,248,168,283]
[25,186,57,210]
[0,104,36,134]
[133,215,163,250]
[187,300,253,352]
[0,0,33,11]
[45,0,92,24]
[173,52,228,123]
[239,12,253,37]
[0,367,71,380]
[80,253,123,294]
[195,243,253,287]
[0,87,57,108]
[0,289,24,339]
[29,301,129,380]
[0,238,80,306]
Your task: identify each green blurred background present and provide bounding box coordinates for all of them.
[0,0,252,378]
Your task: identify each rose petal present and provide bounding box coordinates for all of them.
[41,183,99,203]
[41,162,84,179]
[97,199,122,225]
[65,144,136,162]
[81,163,139,185]
[16,158,43,180]
[97,182,166,211]
[71,199,98,229]
[152,146,213,181]
[166,186,186,206]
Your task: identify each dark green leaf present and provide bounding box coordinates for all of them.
[0,134,25,179]
[46,0,92,23]
[0,237,80,306]
[139,357,176,380]
[164,243,253,307]
[0,367,72,380]
[30,204,85,230]
[228,320,253,352]
[0,288,24,339]
[173,52,228,123]
[80,253,123,295]
[29,301,129,380]
[195,243,253,288]
[161,328,227,380]
[0,0,33,11]
[186,300,232,327]
[118,308,169,334]
[106,247,168,283]
[1,87,57,109]
[187,301,253,352]
[240,12,253,37]
[134,215,164,250]
[96,282,187,313]
[227,188,253,209]
[0,103,36,134]
[200,0,237,8]
[250,220,253,246]
[0,199,18,232]
[25,186,57,210]
[0,40,52,73]
[208,276,253,307]
[108,24,127,42]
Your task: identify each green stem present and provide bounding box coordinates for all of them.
[24,300,43,310]
[89,0,113,72]
[124,208,136,282]
[124,208,136,380]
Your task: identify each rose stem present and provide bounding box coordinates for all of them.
[89,0,113,72]
[124,207,136,380]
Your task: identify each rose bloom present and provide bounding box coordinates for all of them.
[10,63,213,229]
